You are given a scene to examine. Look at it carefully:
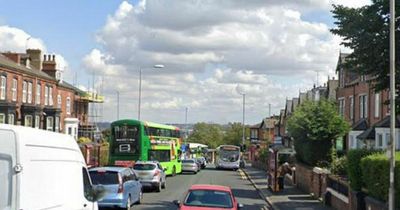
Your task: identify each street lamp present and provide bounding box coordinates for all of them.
[236,85,246,146]
[138,64,164,120]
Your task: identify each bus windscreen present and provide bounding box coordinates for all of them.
[112,125,140,154]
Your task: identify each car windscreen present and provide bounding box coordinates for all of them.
[133,164,156,170]
[184,190,233,208]
[182,159,194,163]
[89,171,119,185]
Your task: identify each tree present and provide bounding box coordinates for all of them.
[223,122,245,146]
[187,123,224,148]
[287,100,350,166]
[331,0,400,111]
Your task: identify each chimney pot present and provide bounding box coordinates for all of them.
[43,54,46,61]
[53,55,55,61]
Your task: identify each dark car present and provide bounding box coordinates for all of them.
[196,157,206,169]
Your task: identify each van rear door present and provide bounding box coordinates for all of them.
[0,129,17,210]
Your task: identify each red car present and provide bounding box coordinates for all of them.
[173,184,244,210]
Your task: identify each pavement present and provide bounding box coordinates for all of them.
[241,166,332,210]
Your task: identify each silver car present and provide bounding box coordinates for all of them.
[133,161,166,192]
[182,159,199,174]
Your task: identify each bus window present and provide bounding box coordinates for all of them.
[148,150,171,162]
[112,125,140,154]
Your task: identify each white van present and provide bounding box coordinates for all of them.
[0,124,100,210]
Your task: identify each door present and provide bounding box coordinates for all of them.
[82,167,96,210]
[0,129,16,210]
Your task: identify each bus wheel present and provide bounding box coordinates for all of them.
[172,166,176,177]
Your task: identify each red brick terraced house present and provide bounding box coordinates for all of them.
[336,52,400,151]
[0,49,100,139]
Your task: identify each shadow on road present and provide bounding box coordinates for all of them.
[100,201,177,210]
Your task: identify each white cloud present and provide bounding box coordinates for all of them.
[0,25,71,79]
[84,0,370,124]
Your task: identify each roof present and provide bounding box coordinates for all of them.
[111,119,179,130]
[89,166,128,173]
[250,123,261,129]
[0,54,55,81]
[59,81,85,94]
[374,116,400,128]
[189,184,231,192]
[357,126,375,140]
[352,119,369,130]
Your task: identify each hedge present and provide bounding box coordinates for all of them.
[360,152,400,207]
[294,138,333,166]
[347,149,380,191]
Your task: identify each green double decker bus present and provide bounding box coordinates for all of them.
[109,119,182,176]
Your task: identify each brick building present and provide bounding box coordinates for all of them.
[0,49,99,139]
[336,52,399,150]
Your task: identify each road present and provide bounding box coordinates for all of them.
[131,164,270,210]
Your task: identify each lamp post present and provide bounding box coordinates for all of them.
[138,64,164,120]
[116,90,120,120]
[236,85,246,146]
[388,0,396,209]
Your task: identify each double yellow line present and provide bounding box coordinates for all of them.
[238,169,246,180]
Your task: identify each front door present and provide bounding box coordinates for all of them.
[0,129,17,210]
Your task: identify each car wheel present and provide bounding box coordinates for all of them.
[162,180,166,189]
[156,182,162,192]
[125,195,132,210]
[172,166,176,176]
[137,189,143,204]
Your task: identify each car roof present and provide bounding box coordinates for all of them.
[189,184,231,192]
[135,161,159,164]
[89,167,129,173]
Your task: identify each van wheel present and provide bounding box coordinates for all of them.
[125,196,132,210]
[172,166,176,176]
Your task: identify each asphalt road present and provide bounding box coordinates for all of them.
[129,164,270,210]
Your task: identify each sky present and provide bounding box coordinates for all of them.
[0,0,370,125]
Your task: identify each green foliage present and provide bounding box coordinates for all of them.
[187,123,224,148]
[330,155,348,176]
[101,128,111,142]
[347,149,379,191]
[331,1,400,111]
[223,122,248,146]
[258,148,270,163]
[287,100,350,166]
[360,152,400,206]
[99,144,109,166]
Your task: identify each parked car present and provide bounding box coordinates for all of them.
[89,167,142,210]
[0,124,102,210]
[182,159,199,174]
[195,158,202,171]
[173,184,243,210]
[196,157,207,169]
[133,161,166,192]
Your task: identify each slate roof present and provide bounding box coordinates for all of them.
[374,115,400,128]
[357,126,375,140]
[0,54,55,81]
[352,118,369,130]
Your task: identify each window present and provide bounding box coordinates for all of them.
[374,92,380,118]
[22,81,27,103]
[35,115,40,129]
[349,135,356,149]
[36,83,41,105]
[82,168,93,201]
[46,117,54,131]
[0,76,6,100]
[48,86,53,106]
[66,97,71,114]
[0,113,5,124]
[148,150,171,162]
[57,94,62,108]
[359,95,368,119]
[8,114,14,125]
[55,116,60,132]
[24,115,33,127]
[44,86,49,105]
[27,82,32,103]
[360,74,366,82]
[68,127,72,135]
[349,96,354,120]
[338,98,345,117]
[11,78,17,101]
[386,133,390,148]
[0,129,16,210]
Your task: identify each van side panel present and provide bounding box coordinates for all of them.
[19,140,87,209]
[0,130,17,210]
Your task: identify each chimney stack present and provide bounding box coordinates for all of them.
[26,49,42,70]
[42,54,57,78]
